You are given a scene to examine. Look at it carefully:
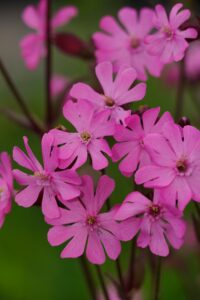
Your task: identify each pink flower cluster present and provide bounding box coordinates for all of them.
[93,4,197,80]
[8,0,199,266]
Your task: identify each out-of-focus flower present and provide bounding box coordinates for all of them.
[93,7,163,80]
[51,74,68,98]
[98,283,143,300]
[51,99,115,170]
[20,0,78,70]
[135,122,200,210]
[70,62,146,125]
[163,40,200,85]
[115,190,186,256]
[0,153,13,227]
[146,3,197,63]
[93,8,163,81]
[112,107,173,177]
[13,133,81,219]
[47,175,123,264]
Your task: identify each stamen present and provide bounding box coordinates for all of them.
[80,131,91,142]
[149,205,160,217]
[176,160,187,173]
[130,37,140,49]
[86,216,96,225]
[163,27,174,39]
[104,96,115,107]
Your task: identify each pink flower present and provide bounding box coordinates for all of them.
[0,153,13,228]
[146,3,197,63]
[93,8,163,80]
[70,62,146,125]
[112,107,173,177]
[185,40,200,81]
[135,122,200,210]
[115,190,186,256]
[20,0,78,70]
[51,74,68,98]
[47,175,122,264]
[51,99,115,170]
[13,133,81,219]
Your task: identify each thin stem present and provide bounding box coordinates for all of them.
[127,239,136,292]
[0,58,43,134]
[95,265,110,300]
[153,256,162,300]
[194,202,200,219]
[80,256,97,300]
[45,0,53,129]
[175,60,186,121]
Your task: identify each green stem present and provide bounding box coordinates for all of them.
[0,58,43,134]
[175,60,186,121]
[80,256,97,300]
[95,265,110,300]
[153,257,162,300]
[45,0,53,129]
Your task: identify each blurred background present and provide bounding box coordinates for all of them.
[0,0,200,299]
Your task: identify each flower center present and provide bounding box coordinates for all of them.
[176,160,187,173]
[163,27,174,39]
[80,131,91,143]
[86,216,97,226]
[130,37,140,49]
[149,205,160,217]
[104,96,115,107]
[34,171,50,186]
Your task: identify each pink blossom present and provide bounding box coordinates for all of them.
[115,190,186,256]
[51,74,68,98]
[135,122,200,210]
[98,284,143,300]
[93,8,163,81]
[146,4,197,63]
[47,175,122,264]
[51,99,115,170]
[20,0,78,70]
[0,153,13,228]
[185,40,200,80]
[13,133,81,219]
[70,62,146,125]
[112,107,173,177]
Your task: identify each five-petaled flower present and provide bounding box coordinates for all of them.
[0,153,13,228]
[70,61,146,125]
[47,175,123,264]
[93,7,164,81]
[20,0,78,69]
[115,190,186,256]
[112,107,173,177]
[135,122,200,210]
[146,3,197,63]
[51,99,115,170]
[13,133,81,219]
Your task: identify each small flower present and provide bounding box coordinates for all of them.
[112,107,173,177]
[51,74,68,98]
[51,99,115,170]
[146,3,197,63]
[115,190,186,256]
[47,175,122,264]
[13,133,81,219]
[70,61,146,125]
[93,7,164,80]
[135,122,200,210]
[185,40,200,81]
[20,0,78,70]
[0,153,13,228]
